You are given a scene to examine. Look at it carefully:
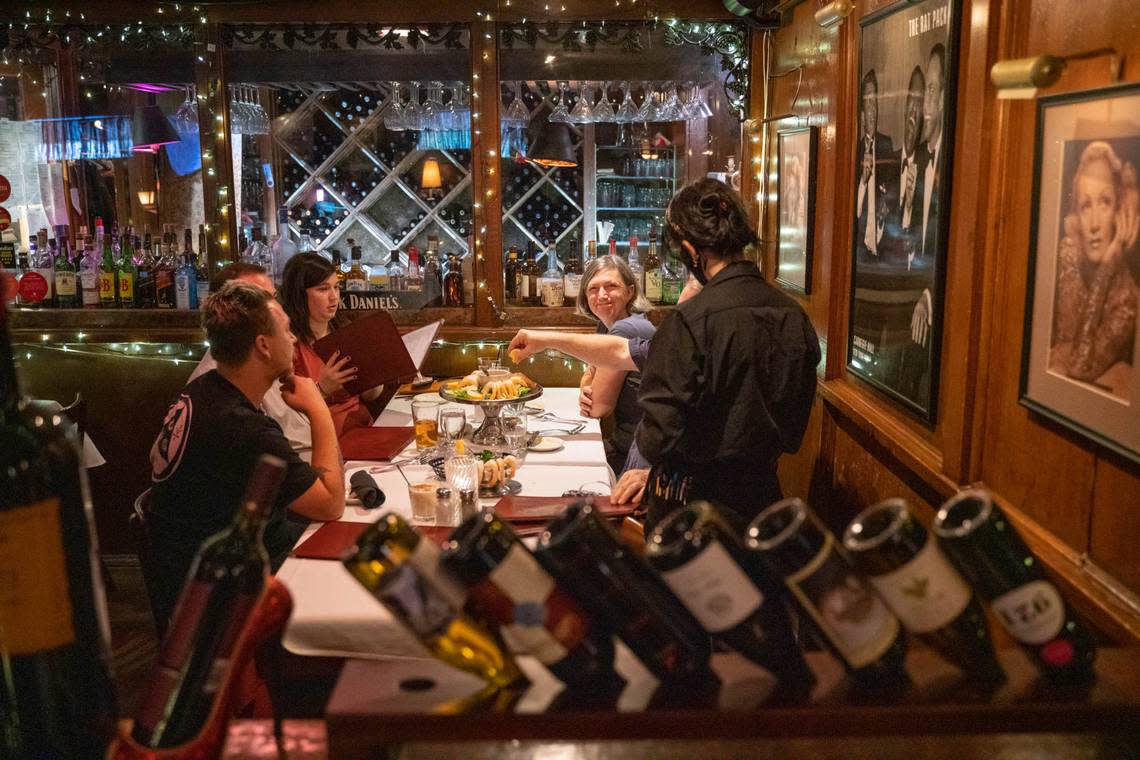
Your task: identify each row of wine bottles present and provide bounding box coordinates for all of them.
[341,487,1096,708]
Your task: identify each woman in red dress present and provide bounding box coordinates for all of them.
[280,252,383,437]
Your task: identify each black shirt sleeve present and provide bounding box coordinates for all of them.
[635,311,703,465]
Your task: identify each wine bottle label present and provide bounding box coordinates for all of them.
[991,580,1065,645]
[563,273,582,299]
[98,271,116,299]
[540,279,564,307]
[645,270,663,301]
[660,541,763,633]
[483,544,583,665]
[0,499,77,654]
[378,563,455,638]
[175,273,192,309]
[119,272,135,300]
[55,270,77,297]
[346,277,367,292]
[867,535,971,634]
[521,275,530,299]
[786,533,899,668]
[17,271,49,304]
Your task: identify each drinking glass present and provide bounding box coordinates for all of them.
[614,81,639,123]
[592,81,616,123]
[411,399,441,450]
[503,81,531,126]
[568,82,594,124]
[439,406,467,443]
[501,414,529,464]
[659,85,684,122]
[384,81,406,131]
[404,82,424,131]
[636,82,660,123]
[548,81,571,123]
[445,454,480,494]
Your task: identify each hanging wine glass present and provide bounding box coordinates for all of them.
[567,81,594,124]
[692,82,713,119]
[384,81,406,131]
[637,82,661,123]
[421,81,442,131]
[658,83,684,122]
[548,81,571,123]
[503,80,531,126]
[592,81,616,123]
[174,85,198,134]
[614,80,639,123]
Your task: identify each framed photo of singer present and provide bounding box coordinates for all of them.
[846,0,960,423]
[776,126,817,293]
[1021,83,1140,465]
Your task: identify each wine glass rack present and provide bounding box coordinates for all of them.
[269,82,474,266]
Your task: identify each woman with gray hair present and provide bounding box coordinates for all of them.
[575,254,656,475]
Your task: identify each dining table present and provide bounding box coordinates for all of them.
[275,386,616,663]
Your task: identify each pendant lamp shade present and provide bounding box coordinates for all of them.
[527,122,578,167]
[132,104,180,153]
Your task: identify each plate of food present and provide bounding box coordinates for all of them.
[476,451,521,496]
[527,436,564,453]
[440,369,542,404]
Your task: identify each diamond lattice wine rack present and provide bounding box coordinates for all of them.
[272,82,473,266]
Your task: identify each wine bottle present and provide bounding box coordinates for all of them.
[647,501,815,702]
[934,489,1096,683]
[746,498,909,689]
[534,501,717,689]
[843,498,1005,684]
[130,455,286,748]
[1,300,118,758]
[441,512,621,691]
[343,513,523,689]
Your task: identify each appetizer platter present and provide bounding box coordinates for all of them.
[439,367,543,446]
[475,450,521,496]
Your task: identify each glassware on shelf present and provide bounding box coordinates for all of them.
[503,81,531,126]
[614,80,639,123]
[658,84,684,122]
[636,82,660,123]
[174,85,198,134]
[403,82,424,131]
[384,81,407,131]
[567,82,594,124]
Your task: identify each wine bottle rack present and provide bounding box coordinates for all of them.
[269,82,474,267]
[500,124,585,256]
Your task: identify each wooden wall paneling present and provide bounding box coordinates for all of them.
[195,23,239,267]
[1090,456,1140,606]
[777,394,824,504]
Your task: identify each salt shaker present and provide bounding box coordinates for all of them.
[459,489,479,521]
[435,486,459,527]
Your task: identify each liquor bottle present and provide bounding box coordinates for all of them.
[843,498,1005,684]
[343,513,523,689]
[175,229,199,310]
[643,225,663,304]
[517,243,532,306]
[78,227,101,309]
[53,236,79,308]
[562,238,583,307]
[270,208,296,287]
[441,512,621,691]
[99,227,119,308]
[587,239,597,262]
[747,498,909,689]
[524,241,541,306]
[142,225,152,257]
[196,225,211,306]
[539,241,564,308]
[33,229,55,307]
[443,253,463,306]
[660,254,683,305]
[503,246,519,304]
[535,501,717,689]
[423,247,442,306]
[608,238,618,259]
[154,238,176,309]
[135,240,156,310]
[345,244,368,293]
[627,234,644,287]
[130,455,287,749]
[387,249,406,291]
[117,229,138,308]
[1,298,119,757]
[934,489,1097,683]
[405,245,424,293]
[369,251,390,291]
[648,501,815,702]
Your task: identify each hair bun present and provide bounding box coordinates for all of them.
[697,193,723,217]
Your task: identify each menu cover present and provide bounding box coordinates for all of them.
[292,518,549,561]
[491,495,638,522]
[338,426,415,461]
[311,314,442,397]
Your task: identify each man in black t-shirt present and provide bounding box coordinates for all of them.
[148,281,345,624]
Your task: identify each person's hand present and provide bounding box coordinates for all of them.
[911,288,933,347]
[317,350,357,397]
[679,276,702,304]
[1108,193,1139,265]
[507,329,544,363]
[861,150,873,187]
[280,374,326,416]
[612,468,648,505]
[578,384,594,417]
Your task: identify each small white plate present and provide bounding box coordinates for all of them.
[528,436,565,453]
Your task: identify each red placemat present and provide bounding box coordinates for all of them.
[491,495,638,522]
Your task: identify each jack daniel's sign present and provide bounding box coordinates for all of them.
[343,291,432,311]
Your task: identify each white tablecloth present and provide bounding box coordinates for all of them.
[279,387,614,661]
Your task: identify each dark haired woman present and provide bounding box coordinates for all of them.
[637,178,821,532]
[281,252,387,437]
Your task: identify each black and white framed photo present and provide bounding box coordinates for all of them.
[846,0,959,423]
[776,126,817,293]
[1021,82,1140,464]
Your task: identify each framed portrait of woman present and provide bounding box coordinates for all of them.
[776,126,817,293]
[1022,82,1140,464]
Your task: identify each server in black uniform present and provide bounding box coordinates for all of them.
[638,179,820,532]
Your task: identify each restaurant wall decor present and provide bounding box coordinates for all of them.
[846,0,960,423]
[1021,81,1140,465]
[776,126,817,294]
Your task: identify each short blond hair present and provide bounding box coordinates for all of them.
[201,281,277,366]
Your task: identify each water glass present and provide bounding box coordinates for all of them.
[502,414,529,463]
[445,455,480,494]
[440,406,467,443]
[411,399,441,450]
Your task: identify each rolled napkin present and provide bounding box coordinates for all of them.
[349,470,385,509]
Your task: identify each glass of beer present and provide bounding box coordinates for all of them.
[411,399,441,450]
